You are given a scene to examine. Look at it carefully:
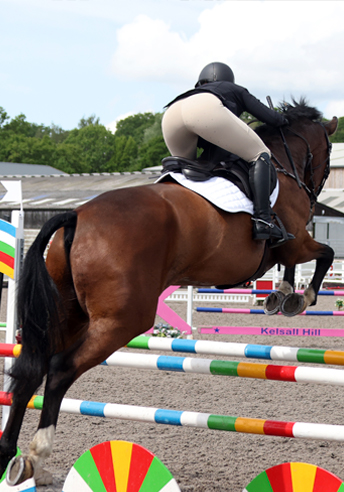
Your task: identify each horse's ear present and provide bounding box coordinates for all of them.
[324,116,338,136]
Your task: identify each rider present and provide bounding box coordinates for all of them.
[161,61,295,246]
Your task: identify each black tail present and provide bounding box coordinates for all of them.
[9,211,77,395]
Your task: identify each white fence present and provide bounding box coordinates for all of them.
[256,260,344,290]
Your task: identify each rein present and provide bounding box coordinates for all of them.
[266,96,302,188]
[271,123,332,211]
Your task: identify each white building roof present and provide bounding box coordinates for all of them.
[330,143,344,168]
[318,188,344,214]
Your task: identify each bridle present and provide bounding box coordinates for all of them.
[271,122,332,211]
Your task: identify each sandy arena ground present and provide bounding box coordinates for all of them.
[1,288,344,491]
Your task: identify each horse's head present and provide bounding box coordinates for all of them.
[257,98,338,204]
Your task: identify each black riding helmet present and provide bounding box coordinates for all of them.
[195,62,235,87]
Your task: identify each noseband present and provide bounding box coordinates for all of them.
[271,122,332,211]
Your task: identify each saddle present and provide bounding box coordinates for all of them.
[161,153,277,201]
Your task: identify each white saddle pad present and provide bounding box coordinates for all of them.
[156,172,279,215]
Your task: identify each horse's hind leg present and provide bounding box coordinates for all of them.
[5,344,76,486]
[13,314,150,485]
[0,371,44,480]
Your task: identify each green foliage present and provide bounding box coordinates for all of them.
[52,143,85,174]
[329,116,344,143]
[137,135,169,170]
[239,111,261,129]
[0,107,9,128]
[115,113,156,144]
[0,107,168,173]
[0,133,56,165]
[64,124,116,173]
[3,105,341,175]
[78,114,100,129]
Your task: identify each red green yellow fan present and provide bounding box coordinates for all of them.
[62,440,181,492]
[243,462,344,492]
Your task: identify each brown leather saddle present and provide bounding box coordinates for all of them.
[160,154,277,201]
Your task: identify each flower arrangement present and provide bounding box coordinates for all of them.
[152,322,185,338]
[336,299,344,310]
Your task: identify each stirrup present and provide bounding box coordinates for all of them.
[252,218,283,240]
[251,216,295,248]
[253,218,275,229]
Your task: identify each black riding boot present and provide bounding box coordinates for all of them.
[249,153,295,247]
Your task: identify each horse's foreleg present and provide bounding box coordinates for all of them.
[303,243,334,306]
[263,266,295,315]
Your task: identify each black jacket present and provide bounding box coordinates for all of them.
[166,81,287,127]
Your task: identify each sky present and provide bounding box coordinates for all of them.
[1,0,344,133]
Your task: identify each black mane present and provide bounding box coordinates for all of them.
[279,97,323,123]
[255,98,323,140]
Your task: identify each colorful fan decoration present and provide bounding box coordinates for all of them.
[243,462,344,492]
[62,440,181,492]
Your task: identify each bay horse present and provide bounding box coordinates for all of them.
[0,100,338,485]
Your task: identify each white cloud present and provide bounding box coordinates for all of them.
[111,1,344,103]
[325,100,344,120]
[112,15,195,84]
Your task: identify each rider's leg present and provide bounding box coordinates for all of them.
[249,153,294,242]
[162,94,294,245]
[162,100,199,159]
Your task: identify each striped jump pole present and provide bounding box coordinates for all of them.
[196,307,344,316]
[0,343,21,358]
[102,351,344,387]
[4,338,344,366]
[127,336,344,366]
[198,326,344,337]
[1,391,344,442]
[198,288,344,296]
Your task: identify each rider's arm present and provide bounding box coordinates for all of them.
[240,88,288,127]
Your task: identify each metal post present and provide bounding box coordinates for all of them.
[2,209,24,430]
[186,286,194,338]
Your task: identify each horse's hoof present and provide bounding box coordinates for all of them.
[6,455,34,486]
[280,293,305,317]
[263,291,285,315]
[34,464,53,485]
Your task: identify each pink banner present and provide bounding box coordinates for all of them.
[199,326,344,337]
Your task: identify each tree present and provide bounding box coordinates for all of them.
[107,135,138,172]
[0,133,56,165]
[2,113,41,138]
[78,114,100,129]
[34,123,70,144]
[137,135,169,169]
[329,116,344,143]
[0,107,9,128]
[65,124,116,172]
[53,143,87,174]
[115,113,156,144]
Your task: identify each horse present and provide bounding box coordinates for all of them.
[0,100,338,485]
